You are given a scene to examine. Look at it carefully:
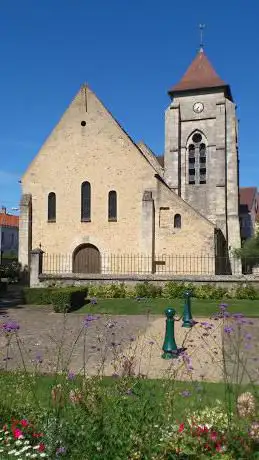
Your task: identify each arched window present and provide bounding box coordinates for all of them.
[108,190,117,221]
[174,214,181,229]
[48,192,56,222]
[81,181,91,221]
[187,132,207,185]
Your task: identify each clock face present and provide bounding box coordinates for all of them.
[193,102,204,113]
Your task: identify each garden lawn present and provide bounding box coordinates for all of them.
[78,297,259,316]
[0,371,240,420]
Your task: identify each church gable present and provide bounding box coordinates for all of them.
[22,85,158,186]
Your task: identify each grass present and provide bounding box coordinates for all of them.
[77,297,259,316]
[0,371,241,422]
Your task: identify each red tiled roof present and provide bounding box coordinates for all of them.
[239,187,257,212]
[169,50,229,95]
[0,214,19,227]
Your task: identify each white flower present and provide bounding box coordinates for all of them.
[40,454,47,458]
[19,446,31,452]
[15,440,23,446]
[33,445,40,450]
[31,455,38,458]
[24,440,30,445]
[0,449,3,452]
[15,452,21,456]
[8,450,17,455]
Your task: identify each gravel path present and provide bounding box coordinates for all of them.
[0,287,258,383]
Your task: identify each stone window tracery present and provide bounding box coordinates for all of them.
[187,132,207,185]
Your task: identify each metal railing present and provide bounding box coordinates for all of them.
[40,253,256,276]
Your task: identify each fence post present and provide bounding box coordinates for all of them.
[30,248,44,287]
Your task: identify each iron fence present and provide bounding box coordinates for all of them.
[41,253,257,276]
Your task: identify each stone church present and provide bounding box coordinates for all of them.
[19,48,241,275]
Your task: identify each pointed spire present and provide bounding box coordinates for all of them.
[168,50,232,100]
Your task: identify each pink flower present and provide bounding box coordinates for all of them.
[210,431,218,441]
[14,428,23,439]
[178,423,185,433]
[20,419,29,427]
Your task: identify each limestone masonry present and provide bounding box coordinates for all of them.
[19,48,241,275]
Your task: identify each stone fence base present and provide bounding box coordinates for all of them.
[38,273,259,290]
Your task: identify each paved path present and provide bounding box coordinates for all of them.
[0,287,258,383]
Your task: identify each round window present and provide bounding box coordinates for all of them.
[192,133,202,143]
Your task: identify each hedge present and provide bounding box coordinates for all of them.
[23,287,88,313]
[88,281,259,300]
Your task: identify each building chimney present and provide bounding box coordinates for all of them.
[0,207,6,214]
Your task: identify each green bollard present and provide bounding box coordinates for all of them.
[162,308,179,359]
[182,290,193,328]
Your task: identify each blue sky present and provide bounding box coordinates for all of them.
[0,0,259,212]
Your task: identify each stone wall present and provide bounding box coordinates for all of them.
[37,273,259,290]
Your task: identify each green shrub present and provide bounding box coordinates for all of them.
[51,287,88,313]
[235,284,258,300]
[0,261,21,281]
[134,282,162,298]
[163,282,192,299]
[192,284,227,300]
[23,287,54,305]
[23,287,88,312]
[88,283,127,298]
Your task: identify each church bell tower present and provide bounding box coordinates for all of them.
[164,48,241,253]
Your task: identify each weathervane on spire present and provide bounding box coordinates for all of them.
[199,24,205,51]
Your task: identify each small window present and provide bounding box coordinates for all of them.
[174,214,181,229]
[108,190,117,221]
[81,181,91,221]
[48,192,56,222]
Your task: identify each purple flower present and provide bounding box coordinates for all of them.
[83,315,99,327]
[200,322,214,329]
[220,303,228,309]
[90,297,97,305]
[245,333,252,340]
[56,446,66,455]
[245,343,252,350]
[224,326,234,334]
[232,313,244,319]
[2,321,20,333]
[181,390,191,397]
[67,371,76,380]
[35,354,43,364]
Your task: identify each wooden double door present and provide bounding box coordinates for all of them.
[73,244,101,274]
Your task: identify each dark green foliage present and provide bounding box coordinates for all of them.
[23,287,54,305]
[23,287,88,312]
[0,260,21,281]
[51,287,88,313]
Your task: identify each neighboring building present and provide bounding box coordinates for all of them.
[19,47,241,274]
[239,187,259,242]
[0,207,19,261]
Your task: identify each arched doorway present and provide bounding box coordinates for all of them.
[73,244,101,274]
